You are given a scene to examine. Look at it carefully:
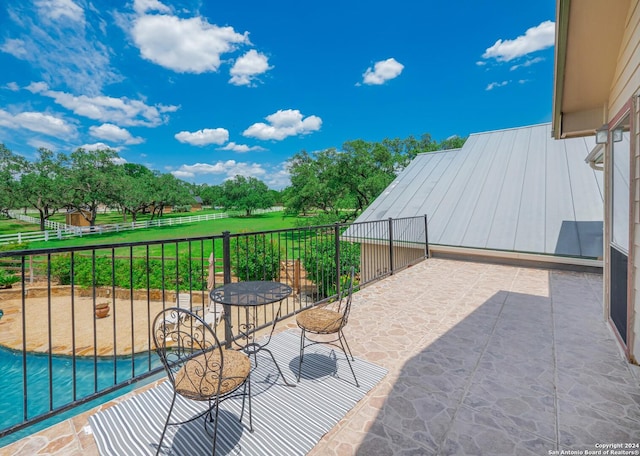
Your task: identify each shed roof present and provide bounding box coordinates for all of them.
[352,123,604,259]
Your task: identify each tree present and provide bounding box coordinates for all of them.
[198,184,223,208]
[66,148,122,226]
[284,151,324,216]
[18,148,68,230]
[337,139,398,214]
[148,172,193,219]
[285,133,468,219]
[0,144,25,216]
[116,163,155,222]
[438,135,466,150]
[220,176,273,216]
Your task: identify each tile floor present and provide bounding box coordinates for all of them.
[2,258,639,455]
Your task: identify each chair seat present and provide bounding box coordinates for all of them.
[174,350,251,400]
[297,308,343,334]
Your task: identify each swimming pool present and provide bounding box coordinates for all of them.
[0,346,162,445]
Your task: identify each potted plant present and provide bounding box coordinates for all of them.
[95,302,110,318]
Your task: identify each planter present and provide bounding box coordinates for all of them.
[95,302,110,319]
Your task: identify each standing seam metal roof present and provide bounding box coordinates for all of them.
[352,123,604,259]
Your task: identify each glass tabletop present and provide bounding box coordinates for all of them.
[209,281,292,306]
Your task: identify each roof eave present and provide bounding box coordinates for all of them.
[552,0,571,139]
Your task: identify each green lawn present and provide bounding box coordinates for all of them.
[24,211,303,252]
[0,217,42,236]
[46,207,227,225]
[0,208,230,236]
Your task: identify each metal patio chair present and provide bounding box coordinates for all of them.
[152,308,252,456]
[204,301,225,328]
[296,267,359,387]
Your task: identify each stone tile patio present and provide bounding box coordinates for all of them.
[2,258,639,455]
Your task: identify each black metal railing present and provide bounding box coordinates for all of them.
[0,215,428,440]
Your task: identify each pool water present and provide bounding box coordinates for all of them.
[0,346,162,446]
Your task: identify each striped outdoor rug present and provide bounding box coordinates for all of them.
[89,330,387,455]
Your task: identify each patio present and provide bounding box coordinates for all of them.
[2,257,639,455]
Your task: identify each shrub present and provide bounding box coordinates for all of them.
[302,234,360,298]
[0,243,27,287]
[48,253,207,292]
[0,267,19,287]
[231,234,282,281]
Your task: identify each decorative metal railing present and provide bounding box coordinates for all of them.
[0,215,428,441]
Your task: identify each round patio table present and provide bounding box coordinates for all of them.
[210,281,295,386]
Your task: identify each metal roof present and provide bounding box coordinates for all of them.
[352,123,604,259]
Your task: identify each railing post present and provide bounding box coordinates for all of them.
[334,223,341,297]
[388,218,394,275]
[424,214,429,258]
[222,231,231,285]
[222,231,232,347]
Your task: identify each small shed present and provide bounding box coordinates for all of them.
[65,209,91,227]
[191,196,203,212]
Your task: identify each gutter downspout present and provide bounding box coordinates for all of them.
[585,143,604,171]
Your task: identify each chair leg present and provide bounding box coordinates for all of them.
[239,374,253,432]
[155,393,177,456]
[210,399,221,456]
[247,374,253,432]
[338,331,359,387]
[297,328,306,382]
[340,329,355,361]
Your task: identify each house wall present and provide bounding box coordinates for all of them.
[609,1,640,360]
[610,2,640,118]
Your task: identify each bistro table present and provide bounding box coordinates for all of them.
[210,281,295,386]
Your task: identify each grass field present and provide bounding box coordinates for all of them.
[19,211,301,252]
[0,218,42,236]
[0,208,230,236]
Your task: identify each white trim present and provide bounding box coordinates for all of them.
[585,143,604,170]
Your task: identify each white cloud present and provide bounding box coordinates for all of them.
[132,14,249,73]
[90,123,144,145]
[510,57,544,71]
[5,82,20,91]
[2,2,119,94]
[78,142,123,153]
[27,82,178,127]
[362,58,404,85]
[172,170,195,179]
[229,50,272,86]
[482,20,555,62]
[475,61,487,66]
[27,138,58,151]
[133,0,171,15]
[175,128,229,146]
[486,81,509,91]
[264,164,290,190]
[35,0,85,24]
[171,160,267,181]
[243,109,322,141]
[0,109,76,137]
[218,142,266,153]
[1,38,28,58]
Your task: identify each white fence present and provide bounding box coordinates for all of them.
[1,207,283,246]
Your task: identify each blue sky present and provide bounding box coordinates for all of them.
[0,0,556,189]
